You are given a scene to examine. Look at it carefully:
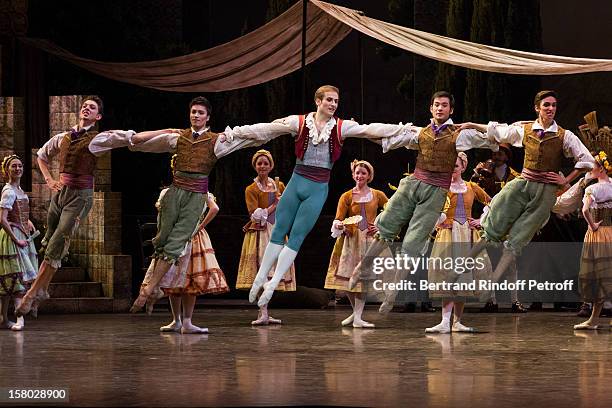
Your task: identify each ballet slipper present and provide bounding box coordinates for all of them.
[257,282,275,308]
[180,323,209,334]
[425,321,451,334]
[573,321,600,330]
[10,316,24,331]
[341,313,354,327]
[352,319,375,329]
[160,320,182,332]
[452,321,476,333]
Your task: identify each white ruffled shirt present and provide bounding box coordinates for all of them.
[223,114,415,149]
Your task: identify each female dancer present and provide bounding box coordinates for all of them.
[573,151,612,330]
[225,85,413,308]
[325,160,388,328]
[236,150,295,325]
[426,153,492,333]
[0,155,38,331]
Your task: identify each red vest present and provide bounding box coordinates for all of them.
[295,114,343,163]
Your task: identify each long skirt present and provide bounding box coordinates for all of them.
[235,222,296,291]
[579,226,612,303]
[0,227,38,296]
[159,227,229,296]
[428,221,492,301]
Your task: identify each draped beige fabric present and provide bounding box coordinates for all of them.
[21,2,351,92]
[312,0,612,75]
[23,1,612,92]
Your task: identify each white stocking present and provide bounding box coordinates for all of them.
[353,293,374,328]
[249,243,284,303]
[258,246,297,307]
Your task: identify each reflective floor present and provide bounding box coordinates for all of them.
[0,309,610,407]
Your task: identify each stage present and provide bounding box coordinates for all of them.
[0,309,610,407]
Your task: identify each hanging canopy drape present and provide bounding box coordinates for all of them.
[311,0,612,75]
[21,2,351,92]
[22,0,612,92]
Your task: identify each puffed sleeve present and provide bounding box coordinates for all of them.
[0,186,17,210]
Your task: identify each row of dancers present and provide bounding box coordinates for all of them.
[0,87,609,334]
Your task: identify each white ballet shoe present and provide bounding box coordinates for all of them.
[267,316,282,325]
[251,316,269,326]
[352,319,375,329]
[341,313,355,327]
[379,300,394,314]
[181,325,209,334]
[160,321,182,332]
[425,321,451,334]
[257,282,275,307]
[452,321,476,333]
[10,316,24,331]
[573,321,600,330]
[249,279,265,303]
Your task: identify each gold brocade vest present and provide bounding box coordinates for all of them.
[522,123,565,172]
[58,131,98,175]
[174,129,218,174]
[7,197,30,234]
[415,125,459,172]
[589,206,612,227]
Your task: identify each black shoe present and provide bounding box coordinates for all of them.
[600,308,612,317]
[420,302,436,312]
[512,301,528,313]
[528,302,542,311]
[576,303,592,317]
[481,301,499,313]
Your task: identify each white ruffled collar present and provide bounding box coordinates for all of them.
[351,187,373,203]
[254,177,277,193]
[306,112,335,145]
[449,179,467,194]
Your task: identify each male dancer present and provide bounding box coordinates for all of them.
[17,96,132,315]
[349,91,500,320]
[224,85,415,310]
[465,90,594,283]
[127,96,258,313]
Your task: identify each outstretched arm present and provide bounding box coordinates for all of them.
[89,129,139,156]
[215,116,298,159]
[129,129,180,153]
[341,120,418,139]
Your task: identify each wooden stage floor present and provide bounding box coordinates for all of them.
[0,309,610,407]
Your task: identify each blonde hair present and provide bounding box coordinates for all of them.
[251,149,274,170]
[314,85,339,103]
[457,152,468,171]
[350,159,374,183]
